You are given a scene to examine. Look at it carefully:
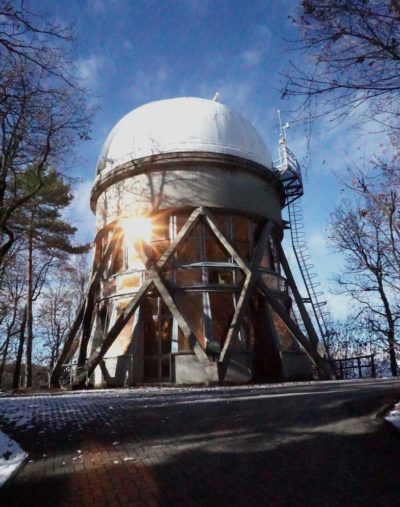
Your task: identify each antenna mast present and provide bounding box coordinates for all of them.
[277,109,290,143]
[274,112,332,357]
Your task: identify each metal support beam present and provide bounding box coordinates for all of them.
[66,204,333,389]
[205,209,332,380]
[50,226,122,387]
[217,221,273,381]
[137,213,212,368]
[153,276,210,368]
[77,228,123,366]
[73,207,213,387]
[256,277,334,380]
[203,208,250,275]
[49,303,85,388]
[73,279,153,387]
[277,243,320,348]
[157,206,205,268]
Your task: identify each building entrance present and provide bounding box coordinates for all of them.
[142,295,172,382]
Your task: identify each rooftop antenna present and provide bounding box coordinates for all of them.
[212,91,221,102]
[277,109,290,143]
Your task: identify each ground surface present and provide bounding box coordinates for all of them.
[0,378,399,507]
[0,429,27,487]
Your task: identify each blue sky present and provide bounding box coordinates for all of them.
[29,0,385,318]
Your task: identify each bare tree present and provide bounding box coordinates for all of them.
[0,242,25,385]
[0,1,92,266]
[329,187,400,375]
[327,315,384,358]
[0,1,71,76]
[0,245,86,390]
[283,0,400,133]
[11,248,55,389]
[346,160,400,279]
[282,1,400,375]
[37,255,89,371]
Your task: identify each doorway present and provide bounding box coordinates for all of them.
[142,295,172,382]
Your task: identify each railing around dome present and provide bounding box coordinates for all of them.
[273,140,303,207]
[273,135,332,357]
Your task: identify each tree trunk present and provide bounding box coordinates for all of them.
[0,306,19,385]
[25,229,34,388]
[388,330,398,377]
[12,305,27,389]
[0,331,11,385]
[377,277,398,377]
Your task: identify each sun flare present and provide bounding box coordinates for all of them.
[120,216,152,243]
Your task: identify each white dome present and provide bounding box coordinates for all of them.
[96,97,272,174]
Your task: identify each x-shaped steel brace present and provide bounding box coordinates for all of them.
[73,206,333,387]
[73,207,212,387]
[50,225,123,387]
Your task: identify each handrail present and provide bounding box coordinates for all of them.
[287,198,332,358]
[273,141,303,207]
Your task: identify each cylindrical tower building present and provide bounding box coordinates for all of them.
[52,97,332,388]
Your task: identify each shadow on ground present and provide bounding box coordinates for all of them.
[0,380,399,506]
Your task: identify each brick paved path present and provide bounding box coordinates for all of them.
[0,379,399,507]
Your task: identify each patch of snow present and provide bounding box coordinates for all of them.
[385,402,400,431]
[0,430,27,487]
[0,379,398,453]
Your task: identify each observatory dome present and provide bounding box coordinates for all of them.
[96,97,272,174]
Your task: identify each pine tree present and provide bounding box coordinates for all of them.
[11,167,89,389]
[0,1,92,265]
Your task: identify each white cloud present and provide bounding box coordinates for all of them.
[238,23,272,68]
[287,105,391,179]
[254,24,272,43]
[129,66,173,105]
[326,292,352,320]
[75,56,102,87]
[216,81,255,111]
[309,232,328,255]
[240,49,263,66]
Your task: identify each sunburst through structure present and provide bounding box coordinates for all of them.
[51,97,333,388]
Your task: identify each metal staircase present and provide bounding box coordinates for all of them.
[273,114,331,356]
[287,199,331,356]
[276,135,303,206]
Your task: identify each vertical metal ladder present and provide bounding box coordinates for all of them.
[287,199,331,357]
[274,114,331,356]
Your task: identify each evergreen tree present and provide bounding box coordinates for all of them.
[10,167,88,388]
[0,1,92,265]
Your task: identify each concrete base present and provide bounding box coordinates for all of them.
[173,352,251,384]
[174,354,210,384]
[91,350,312,387]
[224,352,252,383]
[281,351,313,381]
[93,355,133,387]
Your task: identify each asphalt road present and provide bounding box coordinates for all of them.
[0,378,400,507]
